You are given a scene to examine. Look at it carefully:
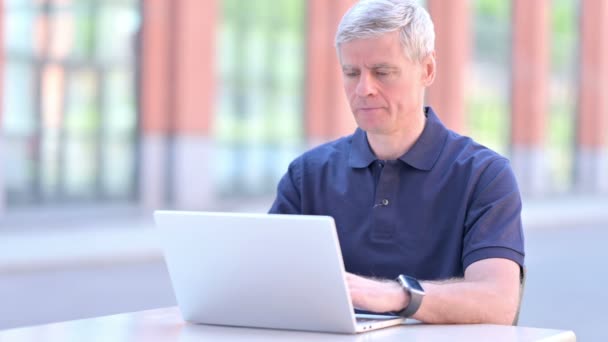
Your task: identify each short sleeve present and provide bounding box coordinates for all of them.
[462,158,525,270]
[269,159,302,214]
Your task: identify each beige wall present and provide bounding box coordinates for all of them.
[305,0,357,143]
[576,0,608,192]
[0,1,5,215]
[139,0,217,210]
[2,0,608,212]
[426,0,471,134]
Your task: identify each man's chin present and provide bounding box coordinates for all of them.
[355,123,387,135]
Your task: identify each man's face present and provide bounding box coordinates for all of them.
[338,31,434,136]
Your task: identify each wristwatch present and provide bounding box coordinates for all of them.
[396,275,425,317]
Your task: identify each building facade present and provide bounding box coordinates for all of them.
[0,0,606,218]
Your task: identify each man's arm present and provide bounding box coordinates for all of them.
[269,161,302,214]
[347,258,521,325]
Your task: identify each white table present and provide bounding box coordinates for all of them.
[0,307,576,342]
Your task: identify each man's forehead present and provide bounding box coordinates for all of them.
[342,63,400,69]
[337,34,409,66]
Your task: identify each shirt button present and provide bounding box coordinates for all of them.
[382,199,389,206]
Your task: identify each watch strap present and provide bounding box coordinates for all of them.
[396,275,424,317]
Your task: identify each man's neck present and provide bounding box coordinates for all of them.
[366,112,426,160]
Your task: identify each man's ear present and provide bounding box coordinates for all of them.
[421,51,436,86]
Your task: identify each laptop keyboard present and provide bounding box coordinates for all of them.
[356,317,377,323]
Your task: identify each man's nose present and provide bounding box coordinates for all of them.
[355,72,377,97]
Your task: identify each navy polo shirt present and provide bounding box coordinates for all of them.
[269,107,525,281]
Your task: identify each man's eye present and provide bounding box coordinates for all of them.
[344,71,359,77]
[376,70,391,77]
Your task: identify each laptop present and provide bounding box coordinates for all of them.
[154,211,407,334]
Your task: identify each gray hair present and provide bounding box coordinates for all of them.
[335,0,435,63]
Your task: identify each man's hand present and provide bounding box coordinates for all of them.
[346,272,409,313]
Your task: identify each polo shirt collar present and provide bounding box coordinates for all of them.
[349,127,377,168]
[348,106,448,171]
[398,106,448,171]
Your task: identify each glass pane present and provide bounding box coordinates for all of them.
[548,0,577,192]
[215,0,305,196]
[101,69,136,198]
[5,0,37,10]
[3,139,36,203]
[71,5,96,60]
[2,62,36,136]
[96,4,140,62]
[4,10,36,55]
[101,140,134,198]
[40,129,60,198]
[63,70,99,198]
[466,0,511,156]
[49,8,76,60]
[50,0,74,6]
[39,64,66,199]
[64,136,96,198]
[104,69,136,134]
[65,71,99,134]
[41,64,65,132]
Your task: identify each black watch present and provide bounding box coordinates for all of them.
[396,275,425,317]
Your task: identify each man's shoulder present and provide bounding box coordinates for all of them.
[444,130,510,169]
[441,131,520,208]
[295,133,355,166]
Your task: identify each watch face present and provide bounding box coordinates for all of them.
[405,276,424,292]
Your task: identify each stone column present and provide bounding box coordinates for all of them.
[0,1,5,216]
[576,0,608,193]
[169,0,217,210]
[305,0,357,146]
[140,0,217,210]
[140,0,172,210]
[510,0,550,196]
[426,0,471,134]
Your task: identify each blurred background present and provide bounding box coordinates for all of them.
[0,0,607,340]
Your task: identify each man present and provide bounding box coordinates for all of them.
[270,0,524,325]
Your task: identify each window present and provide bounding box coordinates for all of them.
[2,0,140,205]
[467,0,511,156]
[547,0,577,193]
[215,0,306,197]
